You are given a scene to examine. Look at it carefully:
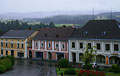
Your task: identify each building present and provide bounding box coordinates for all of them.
[69,20,120,65]
[32,27,74,60]
[0,30,38,58]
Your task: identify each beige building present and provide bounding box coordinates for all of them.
[0,30,38,58]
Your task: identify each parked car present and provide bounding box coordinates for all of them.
[81,62,98,69]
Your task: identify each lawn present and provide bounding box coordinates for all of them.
[56,68,80,75]
[56,68,120,76]
[106,72,120,75]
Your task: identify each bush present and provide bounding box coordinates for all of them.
[64,68,76,75]
[0,56,15,73]
[83,64,92,70]
[58,59,69,68]
[6,56,15,65]
[110,64,120,73]
[77,69,105,76]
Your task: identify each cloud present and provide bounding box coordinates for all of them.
[0,0,119,13]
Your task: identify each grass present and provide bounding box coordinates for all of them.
[56,68,80,75]
[55,24,80,27]
[106,72,120,75]
[56,68,120,76]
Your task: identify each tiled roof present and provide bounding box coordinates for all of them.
[0,30,35,39]
[33,27,74,40]
[70,20,120,40]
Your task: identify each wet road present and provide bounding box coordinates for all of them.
[0,60,57,76]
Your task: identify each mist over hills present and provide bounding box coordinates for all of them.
[0,10,109,19]
[23,12,120,26]
[0,11,120,26]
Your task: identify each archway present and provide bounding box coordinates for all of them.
[109,56,120,64]
[96,55,105,64]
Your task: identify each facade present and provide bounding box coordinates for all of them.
[32,27,74,60]
[69,20,120,65]
[0,30,38,58]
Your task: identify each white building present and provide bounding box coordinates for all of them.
[69,20,120,65]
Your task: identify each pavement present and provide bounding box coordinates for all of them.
[0,59,57,76]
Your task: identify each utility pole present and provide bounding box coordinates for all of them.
[92,8,95,20]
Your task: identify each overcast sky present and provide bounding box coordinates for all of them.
[0,0,119,13]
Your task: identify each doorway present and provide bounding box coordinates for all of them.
[72,53,76,62]
[29,50,32,58]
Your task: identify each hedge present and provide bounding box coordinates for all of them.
[0,56,15,73]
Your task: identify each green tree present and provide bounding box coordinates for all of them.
[81,45,96,69]
[49,22,55,28]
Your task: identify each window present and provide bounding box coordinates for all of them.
[114,44,119,51]
[62,44,65,49]
[102,31,107,36]
[105,44,110,51]
[88,43,91,49]
[45,34,47,37]
[56,35,59,37]
[35,42,38,48]
[72,42,75,48]
[41,41,44,48]
[5,43,8,47]
[80,43,83,48]
[48,42,51,48]
[1,42,3,47]
[1,50,3,54]
[56,43,59,49]
[97,43,101,50]
[6,50,8,55]
[17,43,19,48]
[21,44,24,48]
[11,43,13,48]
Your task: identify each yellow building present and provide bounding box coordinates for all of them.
[0,30,38,58]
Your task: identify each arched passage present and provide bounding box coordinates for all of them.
[96,55,105,64]
[109,56,120,64]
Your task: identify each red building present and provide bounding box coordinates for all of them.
[32,27,74,60]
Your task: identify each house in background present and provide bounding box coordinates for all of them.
[32,27,74,60]
[69,20,120,65]
[0,30,38,58]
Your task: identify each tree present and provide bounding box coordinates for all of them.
[81,45,96,69]
[49,22,55,28]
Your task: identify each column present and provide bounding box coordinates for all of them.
[59,41,61,51]
[38,40,40,50]
[76,52,79,63]
[45,41,46,50]
[111,42,113,53]
[52,41,54,51]
[32,40,34,50]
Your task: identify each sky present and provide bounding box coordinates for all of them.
[0,0,119,13]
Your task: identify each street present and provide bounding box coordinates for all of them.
[0,60,57,76]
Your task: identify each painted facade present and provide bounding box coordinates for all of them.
[32,40,68,60]
[31,27,74,60]
[0,30,38,58]
[69,20,120,65]
[69,40,120,65]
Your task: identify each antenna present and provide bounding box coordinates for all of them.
[92,8,95,20]
[110,7,113,20]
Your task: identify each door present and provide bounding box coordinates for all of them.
[11,50,14,57]
[72,53,76,62]
[36,52,43,59]
[29,50,32,58]
[18,52,24,58]
[48,52,52,59]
